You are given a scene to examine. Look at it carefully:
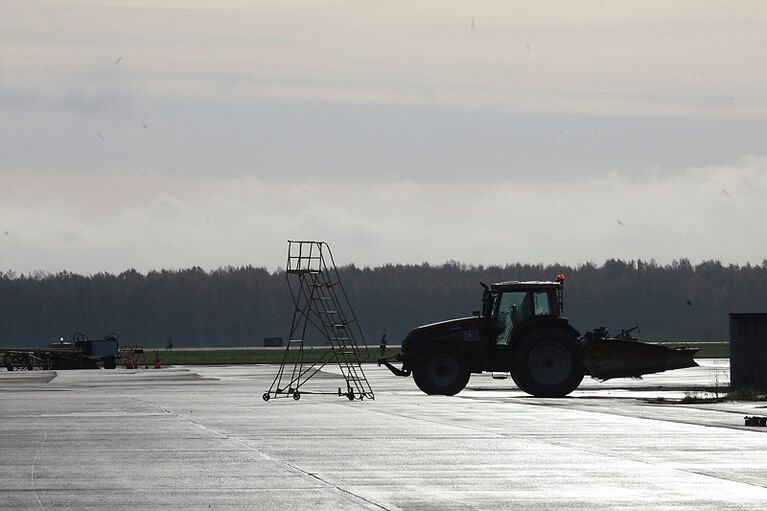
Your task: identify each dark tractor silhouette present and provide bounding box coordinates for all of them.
[379,275,697,397]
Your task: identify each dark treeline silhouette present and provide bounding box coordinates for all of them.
[1,259,766,348]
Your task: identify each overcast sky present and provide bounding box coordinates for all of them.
[1,1,766,273]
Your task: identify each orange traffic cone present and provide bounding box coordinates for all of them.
[126,349,135,369]
[154,351,161,369]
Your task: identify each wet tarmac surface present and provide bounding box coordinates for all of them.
[1,359,766,509]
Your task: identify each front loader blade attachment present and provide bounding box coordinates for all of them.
[581,332,698,381]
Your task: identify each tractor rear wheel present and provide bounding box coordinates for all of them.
[413,349,470,396]
[511,328,584,397]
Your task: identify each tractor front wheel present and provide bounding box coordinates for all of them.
[413,349,470,396]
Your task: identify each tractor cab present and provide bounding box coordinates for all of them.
[482,277,565,345]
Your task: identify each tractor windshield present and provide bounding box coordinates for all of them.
[494,290,553,344]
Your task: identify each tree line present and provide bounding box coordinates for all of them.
[1,259,765,348]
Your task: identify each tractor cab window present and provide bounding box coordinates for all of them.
[494,291,527,344]
[495,290,553,344]
[533,291,552,316]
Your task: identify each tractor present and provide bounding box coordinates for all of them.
[379,275,698,397]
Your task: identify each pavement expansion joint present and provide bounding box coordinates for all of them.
[150,403,393,511]
[471,393,765,434]
[365,402,767,493]
[292,468,392,511]
[31,423,48,511]
[682,469,767,490]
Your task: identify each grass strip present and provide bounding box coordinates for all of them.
[656,341,728,358]
[141,347,403,365]
[140,342,728,366]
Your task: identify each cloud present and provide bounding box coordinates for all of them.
[2,89,766,182]
[1,2,766,273]
[2,1,766,119]
[0,156,764,273]
[2,1,765,185]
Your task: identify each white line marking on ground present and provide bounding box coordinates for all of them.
[152,405,394,511]
[31,423,48,511]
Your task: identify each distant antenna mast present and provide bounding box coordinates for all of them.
[263,241,374,402]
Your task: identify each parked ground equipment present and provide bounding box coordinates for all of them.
[379,275,698,397]
[263,240,374,402]
[1,333,119,370]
